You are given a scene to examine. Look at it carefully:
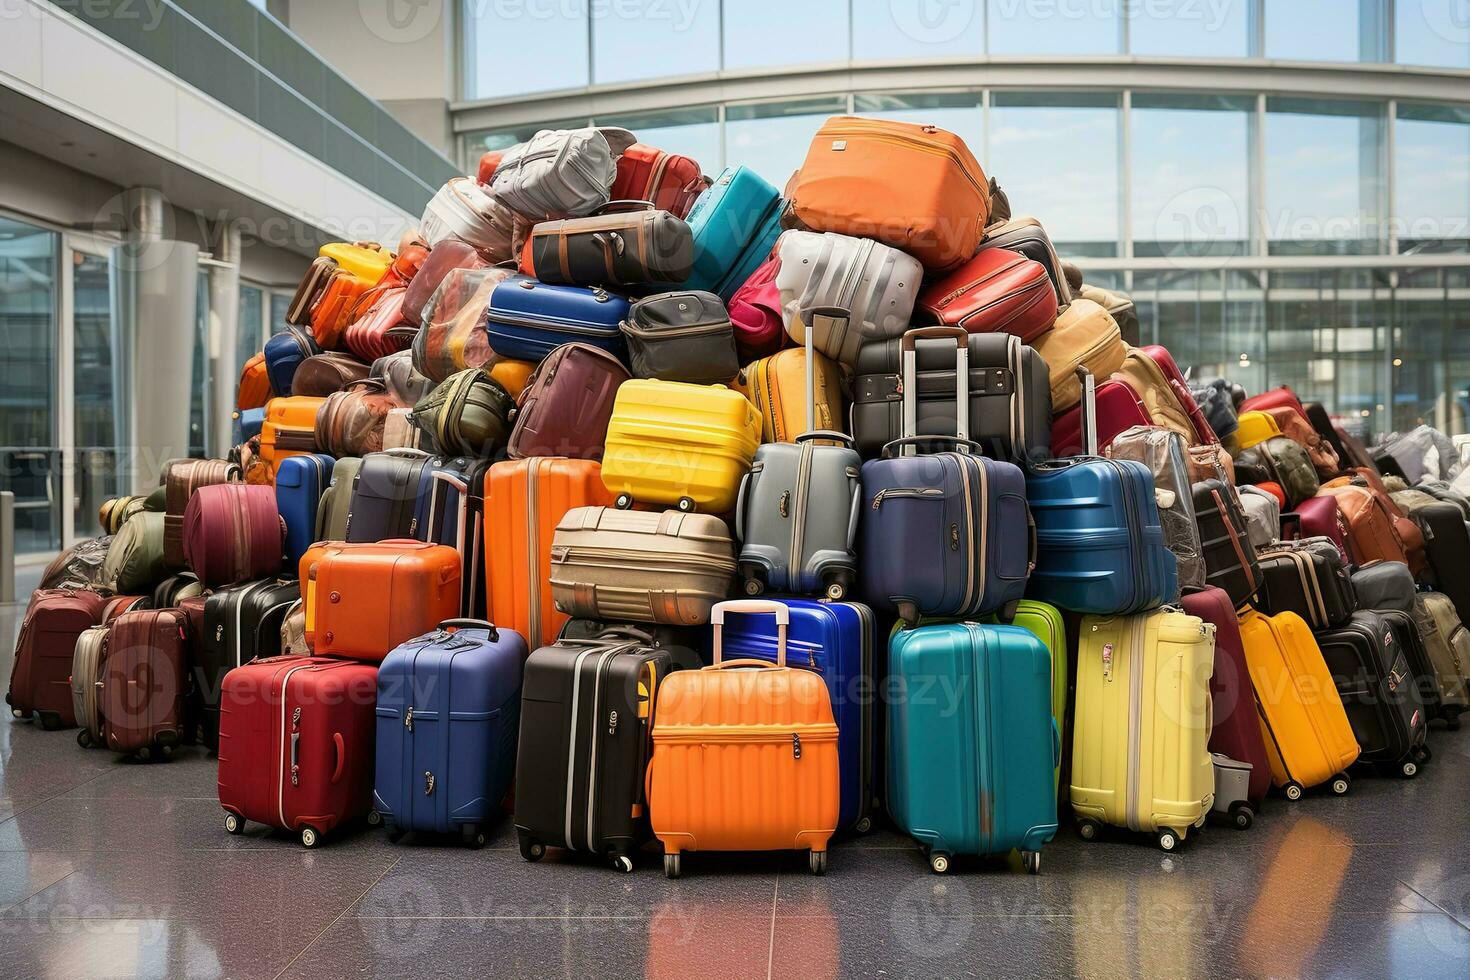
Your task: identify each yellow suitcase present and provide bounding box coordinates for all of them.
[1231,410,1283,452]
[1236,608,1359,798]
[1070,608,1216,851]
[601,379,761,514]
[318,241,392,283]
[731,346,844,443]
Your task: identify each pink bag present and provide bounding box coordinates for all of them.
[182,484,284,587]
[402,240,488,327]
[727,257,787,361]
[342,287,414,363]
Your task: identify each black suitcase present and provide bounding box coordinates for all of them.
[1254,544,1355,630]
[1192,479,1260,607]
[1412,501,1470,621]
[197,578,300,751]
[1351,560,1418,613]
[1380,607,1447,727]
[413,456,493,618]
[345,448,434,542]
[1314,610,1428,778]
[514,631,681,871]
[558,619,707,667]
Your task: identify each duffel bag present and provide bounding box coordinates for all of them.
[412,367,515,458]
[182,484,284,587]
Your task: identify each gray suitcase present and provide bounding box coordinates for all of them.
[314,456,362,544]
[71,625,109,749]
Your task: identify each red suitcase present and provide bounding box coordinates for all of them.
[1138,345,1219,446]
[8,588,108,728]
[1284,496,1354,564]
[218,656,378,847]
[1050,377,1152,457]
[1241,386,1306,419]
[916,246,1058,342]
[102,595,150,624]
[1181,586,1271,813]
[304,540,461,662]
[101,608,191,759]
[183,483,285,587]
[610,143,709,218]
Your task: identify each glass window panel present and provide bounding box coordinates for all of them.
[592,0,719,84]
[1131,95,1252,257]
[1264,0,1384,62]
[725,98,848,187]
[463,0,588,99]
[725,0,848,70]
[594,106,722,174]
[1395,104,1470,253]
[988,93,1120,257]
[190,272,210,458]
[465,117,592,160]
[270,292,291,335]
[853,92,983,150]
[73,251,118,537]
[852,0,983,61]
[0,217,59,553]
[238,284,264,374]
[1128,0,1250,57]
[1395,1,1470,68]
[987,0,1120,55]
[1264,98,1385,255]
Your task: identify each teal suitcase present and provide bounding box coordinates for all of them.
[681,166,783,300]
[888,622,1059,874]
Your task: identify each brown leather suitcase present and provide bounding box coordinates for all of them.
[101,608,191,759]
[290,352,372,397]
[315,379,403,458]
[916,246,1057,342]
[519,205,694,288]
[163,459,241,569]
[507,343,630,460]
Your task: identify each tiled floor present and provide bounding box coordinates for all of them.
[3,584,1470,978]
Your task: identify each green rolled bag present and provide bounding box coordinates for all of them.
[313,456,363,546]
[100,511,167,594]
[411,366,515,458]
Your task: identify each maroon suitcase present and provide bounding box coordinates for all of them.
[916,246,1058,342]
[182,484,285,587]
[217,656,379,847]
[1181,586,1271,810]
[8,588,108,728]
[1050,377,1153,457]
[101,595,151,624]
[1138,345,1219,446]
[506,342,630,460]
[100,608,190,759]
[1284,496,1355,565]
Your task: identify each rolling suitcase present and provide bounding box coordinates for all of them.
[732,345,844,444]
[304,540,462,662]
[485,458,616,651]
[1319,484,1410,567]
[514,629,679,871]
[1237,609,1359,798]
[1350,559,1416,613]
[100,608,191,760]
[1192,479,1260,608]
[718,599,876,834]
[315,456,361,543]
[1380,606,1446,728]
[375,619,526,847]
[1313,610,1427,778]
[983,600,1068,789]
[151,572,203,608]
[8,588,108,728]
[259,396,326,478]
[346,449,435,542]
[1252,543,1355,630]
[482,275,629,365]
[774,231,922,365]
[70,624,109,748]
[682,166,784,300]
[1070,608,1215,851]
[275,454,334,568]
[1409,500,1470,621]
[197,579,301,752]
[1236,485,1281,552]
[506,342,630,461]
[218,656,379,847]
[413,457,492,617]
[916,245,1058,343]
[647,601,840,877]
[182,484,284,588]
[1413,593,1470,726]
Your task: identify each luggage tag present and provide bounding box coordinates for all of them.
[1101,642,1114,681]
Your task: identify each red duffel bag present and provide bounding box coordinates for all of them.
[182,484,284,587]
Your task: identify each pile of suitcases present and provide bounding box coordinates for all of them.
[11,116,1470,875]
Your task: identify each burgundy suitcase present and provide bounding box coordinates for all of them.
[1138,345,1219,446]
[100,608,191,759]
[1283,496,1354,565]
[1050,376,1153,457]
[101,595,150,624]
[218,656,378,847]
[8,588,108,728]
[1181,586,1271,813]
[182,484,285,587]
[507,343,630,460]
[916,246,1058,342]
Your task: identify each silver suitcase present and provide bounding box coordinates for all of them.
[775,230,921,366]
[71,625,109,749]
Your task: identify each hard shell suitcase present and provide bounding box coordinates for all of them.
[519,206,694,287]
[1032,299,1126,413]
[1237,609,1359,797]
[182,484,284,588]
[1050,376,1153,458]
[1231,411,1282,452]
[978,217,1073,306]
[681,166,784,300]
[260,396,327,478]
[8,588,108,728]
[1240,386,1306,420]
[412,457,492,618]
[1070,609,1216,850]
[234,408,266,446]
[315,456,361,543]
[263,327,321,398]
[218,656,379,847]
[1314,610,1427,777]
[1192,479,1260,608]
[485,458,616,651]
[733,346,843,445]
[342,289,415,365]
[1414,592,1470,724]
[237,352,271,412]
[70,625,109,748]
[774,231,922,365]
[506,342,630,460]
[916,246,1058,343]
[197,579,301,752]
[1285,495,1352,563]
[718,599,876,833]
[888,622,1057,873]
[647,601,840,877]
[514,629,678,870]
[163,459,241,569]
[374,619,526,846]
[1253,544,1355,631]
[620,291,739,386]
[101,608,190,759]
[305,540,462,662]
[346,449,435,542]
[483,275,630,365]
[275,454,334,567]
[1106,426,1206,592]
[610,142,708,218]
[600,379,761,513]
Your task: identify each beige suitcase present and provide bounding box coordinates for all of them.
[381,407,425,451]
[1413,592,1470,721]
[1033,299,1126,412]
[71,625,109,748]
[550,506,736,626]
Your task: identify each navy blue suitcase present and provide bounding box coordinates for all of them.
[263,326,320,397]
[374,619,526,845]
[413,457,491,618]
[482,275,629,364]
[275,454,334,567]
[715,598,876,833]
[681,166,783,300]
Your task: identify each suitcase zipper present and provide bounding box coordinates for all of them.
[788,440,814,588]
[654,724,839,744]
[276,662,314,830]
[584,649,618,852]
[1008,336,1026,462]
[870,487,944,508]
[550,545,737,575]
[620,318,731,340]
[958,455,986,614]
[485,309,619,338]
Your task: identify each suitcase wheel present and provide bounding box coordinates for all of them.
[822,569,853,602]
[76,729,92,749]
[853,816,872,835]
[808,850,828,876]
[1155,829,1180,852]
[676,497,696,513]
[614,494,634,510]
[1400,760,1420,779]
[223,812,244,835]
[1076,819,1101,842]
[463,825,486,849]
[135,746,151,763]
[365,809,383,827]
[663,853,682,879]
[928,852,950,875]
[611,854,634,874]
[300,826,321,848]
[1282,781,1305,802]
[1330,773,1351,796]
[1413,744,1432,765]
[1229,803,1254,831]
[1022,851,1041,875]
[519,834,545,862]
[740,567,765,597]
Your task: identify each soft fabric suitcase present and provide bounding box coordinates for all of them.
[1414,592,1470,725]
[315,456,361,543]
[506,342,630,460]
[1032,299,1126,413]
[8,587,108,728]
[1253,544,1355,630]
[485,458,616,651]
[197,579,301,752]
[314,379,401,458]
[488,125,632,221]
[519,206,694,287]
[1115,346,1218,447]
[978,216,1073,305]
[1050,376,1153,458]
[218,656,378,847]
[182,484,283,588]
[263,326,321,398]
[1237,485,1281,552]
[1285,495,1352,562]
[1380,606,1445,730]
[727,255,786,360]
[304,540,462,662]
[600,379,761,513]
[1415,479,1470,520]
[1081,282,1140,345]
[788,116,988,271]
[1318,484,1411,567]
[647,601,840,877]
[610,142,708,218]
[99,511,167,594]
[1351,559,1417,613]
[916,246,1057,343]
[100,608,190,759]
[1070,609,1215,850]
[1314,610,1427,778]
[681,166,783,300]
[1192,379,1239,440]
[733,346,844,444]
[275,454,334,567]
[1237,609,1358,798]
[620,290,739,386]
[514,629,679,870]
[163,458,242,569]
[1192,479,1260,608]
[482,275,630,364]
[1106,425,1206,591]
[345,449,435,542]
[371,350,434,405]
[410,367,514,459]
[374,619,526,847]
[774,231,922,365]
[1264,406,1341,478]
[888,622,1057,873]
[412,457,492,618]
[718,599,876,834]
[70,625,109,748]
[549,506,736,626]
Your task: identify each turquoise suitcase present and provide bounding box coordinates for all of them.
[682,166,783,300]
[888,622,1059,874]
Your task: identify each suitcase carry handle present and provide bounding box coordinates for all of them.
[899,326,968,352]
[331,732,346,784]
[710,599,787,667]
[880,436,985,459]
[799,307,845,436]
[899,326,969,454]
[794,430,854,447]
[1075,366,1098,457]
[593,199,657,215]
[439,618,500,640]
[734,472,750,541]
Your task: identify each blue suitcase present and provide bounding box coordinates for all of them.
[412,457,491,618]
[276,454,334,567]
[234,407,265,445]
[715,598,876,833]
[374,619,526,845]
[682,166,783,300]
[263,326,320,397]
[482,275,629,364]
[888,622,1059,874]
[860,439,1034,625]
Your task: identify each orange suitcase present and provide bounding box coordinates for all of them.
[237,352,271,411]
[300,539,461,662]
[260,396,326,479]
[647,599,840,878]
[484,458,615,651]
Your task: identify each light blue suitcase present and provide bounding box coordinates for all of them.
[275,454,333,567]
[888,622,1059,874]
[682,166,783,300]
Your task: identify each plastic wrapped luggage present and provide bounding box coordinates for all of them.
[182,484,284,588]
[197,579,301,752]
[681,166,783,300]
[412,265,512,383]
[39,536,112,591]
[482,275,630,365]
[507,343,629,460]
[403,241,487,329]
[916,245,1058,343]
[1192,479,1260,608]
[1032,299,1126,413]
[162,458,241,569]
[774,231,922,365]
[375,619,526,847]
[303,540,461,662]
[8,588,108,728]
[1106,425,1206,591]
[100,608,191,759]
[1314,610,1428,778]
[419,178,520,261]
[888,621,1057,873]
[275,454,334,567]
[1413,593,1470,726]
[70,625,109,748]
[1192,379,1240,441]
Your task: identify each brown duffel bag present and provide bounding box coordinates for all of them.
[314,379,403,458]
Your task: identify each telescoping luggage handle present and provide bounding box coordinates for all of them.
[1076,365,1099,457]
[709,599,788,668]
[900,325,970,457]
[797,306,851,439]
